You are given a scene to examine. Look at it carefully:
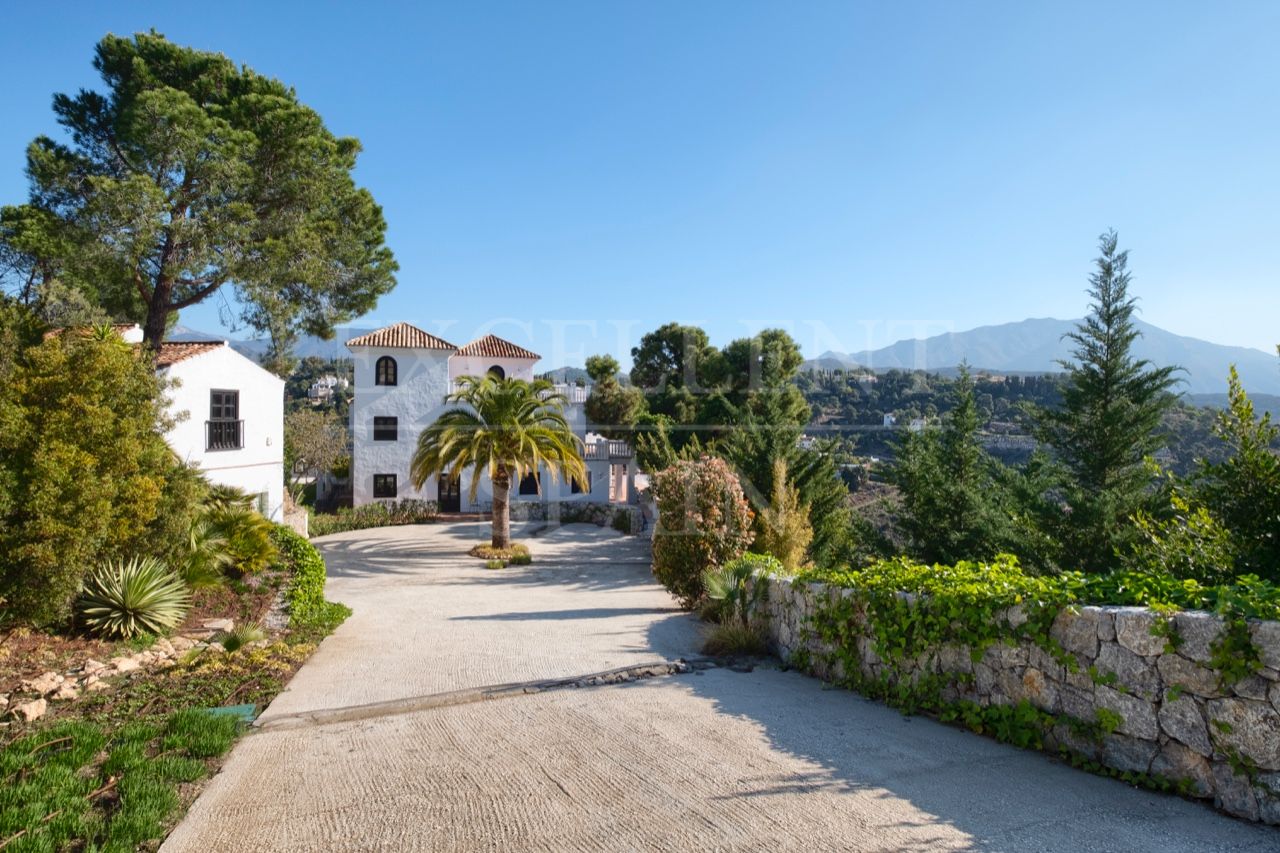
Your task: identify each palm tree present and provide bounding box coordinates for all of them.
[411,375,587,549]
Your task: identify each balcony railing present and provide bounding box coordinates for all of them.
[583,439,633,460]
[206,419,244,451]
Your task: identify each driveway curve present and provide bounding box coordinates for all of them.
[163,522,1277,852]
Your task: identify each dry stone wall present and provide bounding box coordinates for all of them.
[749,575,1280,824]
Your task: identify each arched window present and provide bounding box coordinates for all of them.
[375,356,397,386]
[487,364,505,380]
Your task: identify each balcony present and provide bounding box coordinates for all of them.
[206,419,244,451]
[583,439,633,460]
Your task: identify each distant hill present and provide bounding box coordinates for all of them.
[807,318,1279,395]
[169,326,376,362]
[540,366,592,385]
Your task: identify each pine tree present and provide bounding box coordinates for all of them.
[1038,230,1180,572]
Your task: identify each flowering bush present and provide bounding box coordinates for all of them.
[651,456,754,608]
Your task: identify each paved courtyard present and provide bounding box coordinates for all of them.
[163,522,1276,852]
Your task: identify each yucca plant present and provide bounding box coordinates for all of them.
[78,557,192,638]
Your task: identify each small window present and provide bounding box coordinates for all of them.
[518,472,540,495]
[571,472,592,495]
[487,364,505,380]
[373,416,398,441]
[373,474,397,498]
[375,356,397,386]
[207,390,242,451]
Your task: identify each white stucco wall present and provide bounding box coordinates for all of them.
[349,345,453,505]
[448,355,536,383]
[162,345,286,521]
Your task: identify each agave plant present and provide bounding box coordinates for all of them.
[78,557,192,639]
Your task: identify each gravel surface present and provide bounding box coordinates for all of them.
[162,522,1277,852]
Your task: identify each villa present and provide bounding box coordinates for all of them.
[346,323,636,511]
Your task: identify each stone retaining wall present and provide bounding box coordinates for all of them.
[510,500,642,533]
[749,575,1280,824]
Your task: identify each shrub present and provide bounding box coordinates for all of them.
[210,503,278,576]
[215,622,266,652]
[77,557,192,639]
[309,499,439,537]
[650,456,755,608]
[701,553,778,625]
[702,622,769,657]
[611,508,634,535]
[179,518,234,589]
[756,458,813,572]
[0,326,186,624]
[509,551,533,566]
[484,559,506,570]
[270,525,349,631]
[470,543,530,561]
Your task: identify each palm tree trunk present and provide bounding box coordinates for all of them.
[491,470,511,549]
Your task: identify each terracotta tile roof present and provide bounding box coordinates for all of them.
[455,334,540,360]
[155,341,226,367]
[346,322,457,350]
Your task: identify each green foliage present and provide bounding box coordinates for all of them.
[890,367,1039,566]
[1128,488,1238,583]
[210,504,279,576]
[1189,366,1280,581]
[485,559,506,570]
[756,458,813,571]
[509,551,533,566]
[76,556,192,639]
[650,456,756,608]
[470,543,531,561]
[1,31,396,352]
[411,375,586,549]
[215,622,267,652]
[583,354,645,440]
[308,499,439,536]
[611,509,634,535]
[0,324,185,624]
[180,517,234,589]
[1036,231,1181,571]
[270,525,349,632]
[701,553,777,625]
[285,407,349,496]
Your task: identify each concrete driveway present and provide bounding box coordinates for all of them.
[163,523,1276,852]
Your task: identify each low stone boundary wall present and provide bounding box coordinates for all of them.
[748,575,1280,824]
[511,500,642,534]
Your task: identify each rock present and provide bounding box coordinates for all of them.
[1259,790,1280,827]
[937,643,973,675]
[85,678,110,693]
[1205,698,1280,770]
[1157,654,1222,698]
[1095,685,1159,740]
[1234,675,1271,702]
[171,636,197,652]
[153,638,176,657]
[1094,608,1117,642]
[1272,681,1280,714]
[1159,695,1212,756]
[9,698,47,722]
[1051,722,1101,761]
[111,656,141,673]
[22,671,64,695]
[1102,733,1157,774]
[1022,667,1059,712]
[203,618,234,632]
[1150,740,1214,797]
[1051,609,1099,660]
[1113,608,1168,657]
[1094,643,1160,699]
[81,659,107,675]
[1174,612,1223,664]
[51,683,80,702]
[1029,645,1066,684]
[1252,621,1280,671]
[1213,760,1259,821]
[1058,685,1096,722]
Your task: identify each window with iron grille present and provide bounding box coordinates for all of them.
[518,472,540,495]
[373,473,397,498]
[207,390,243,451]
[373,416,398,441]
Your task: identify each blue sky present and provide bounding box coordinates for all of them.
[2,1,1277,365]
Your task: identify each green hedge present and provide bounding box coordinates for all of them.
[308,499,438,537]
[271,526,351,635]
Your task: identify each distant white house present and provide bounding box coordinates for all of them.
[308,374,348,401]
[883,413,897,427]
[346,323,634,511]
[143,329,285,520]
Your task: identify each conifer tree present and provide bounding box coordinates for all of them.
[1038,231,1180,572]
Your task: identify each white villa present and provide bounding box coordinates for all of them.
[346,322,636,511]
[91,324,287,520]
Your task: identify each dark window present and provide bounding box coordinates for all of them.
[373,474,397,498]
[373,416,398,441]
[571,472,592,494]
[487,364,505,380]
[375,356,397,386]
[207,390,243,451]
[518,472,540,495]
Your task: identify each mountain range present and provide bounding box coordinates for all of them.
[805,318,1279,396]
[172,317,1279,397]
